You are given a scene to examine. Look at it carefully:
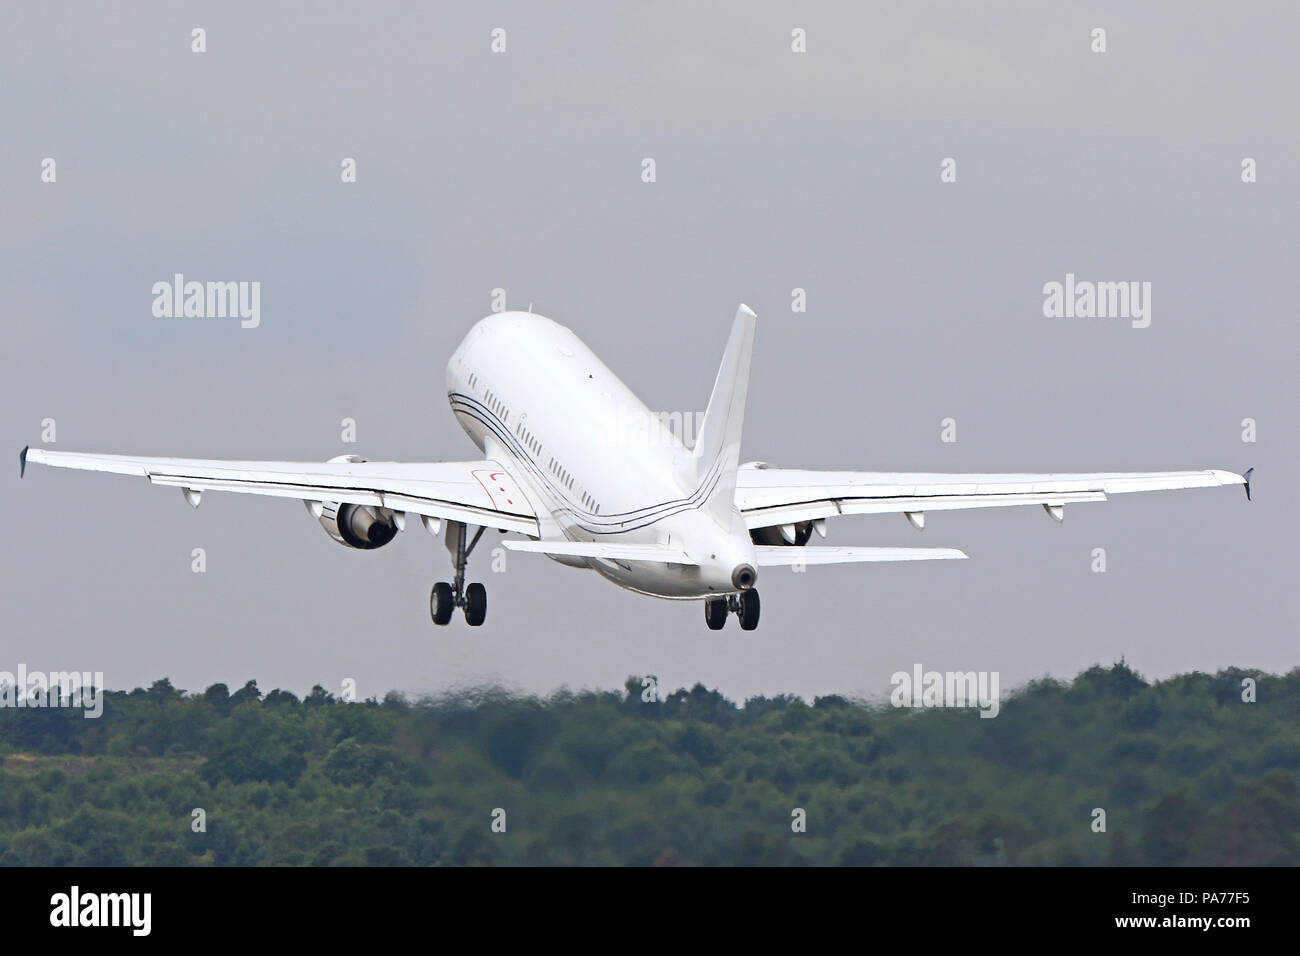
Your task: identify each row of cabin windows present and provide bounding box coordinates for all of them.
[548,457,571,487]
[515,421,542,458]
[483,387,509,424]
[547,457,601,514]
[465,373,507,422]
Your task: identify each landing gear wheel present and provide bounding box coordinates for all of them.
[430,582,454,625]
[737,589,760,631]
[464,582,487,626]
[705,598,728,630]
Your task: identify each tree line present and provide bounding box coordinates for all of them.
[0,662,1296,865]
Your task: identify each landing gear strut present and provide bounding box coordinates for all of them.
[430,521,488,626]
[704,589,760,631]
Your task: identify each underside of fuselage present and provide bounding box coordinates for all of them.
[587,557,746,601]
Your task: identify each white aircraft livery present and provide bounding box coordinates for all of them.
[21,305,1251,630]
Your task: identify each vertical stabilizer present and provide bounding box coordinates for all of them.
[691,304,756,526]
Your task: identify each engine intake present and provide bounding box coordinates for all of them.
[312,501,400,550]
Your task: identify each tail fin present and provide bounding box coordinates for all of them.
[691,304,756,526]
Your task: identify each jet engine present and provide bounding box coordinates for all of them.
[750,522,814,547]
[313,501,400,549]
[305,455,401,550]
[740,461,822,546]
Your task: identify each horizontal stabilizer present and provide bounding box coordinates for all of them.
[754,546,968,566]
[503,540,695,564]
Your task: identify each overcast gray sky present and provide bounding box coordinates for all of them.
[3,2,1295,703]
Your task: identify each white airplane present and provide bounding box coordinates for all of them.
[21,305,1251,630]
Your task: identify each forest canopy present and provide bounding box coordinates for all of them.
[1,663,1297,866]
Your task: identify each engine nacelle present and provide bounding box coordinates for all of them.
[750,521,814,547]
[314,501,400,550]
[743,463,813,544]
[307,455,400,550]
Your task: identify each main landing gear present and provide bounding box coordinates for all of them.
[704,589,760,631]
[431,521,488,626]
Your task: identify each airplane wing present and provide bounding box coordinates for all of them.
[20,446,540,536]
[736,465,1251,531]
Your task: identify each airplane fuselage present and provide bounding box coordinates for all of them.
[446,312,756,598]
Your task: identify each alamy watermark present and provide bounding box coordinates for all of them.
[0,666,104,718]
[594,407,705,450]
[890,663,1000,718]
[152,273,260,328]
[50,886,150,936]
[1042,273,1151,328]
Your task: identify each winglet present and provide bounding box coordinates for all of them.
[1242,467,1253,501]
[19,445,28,479]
